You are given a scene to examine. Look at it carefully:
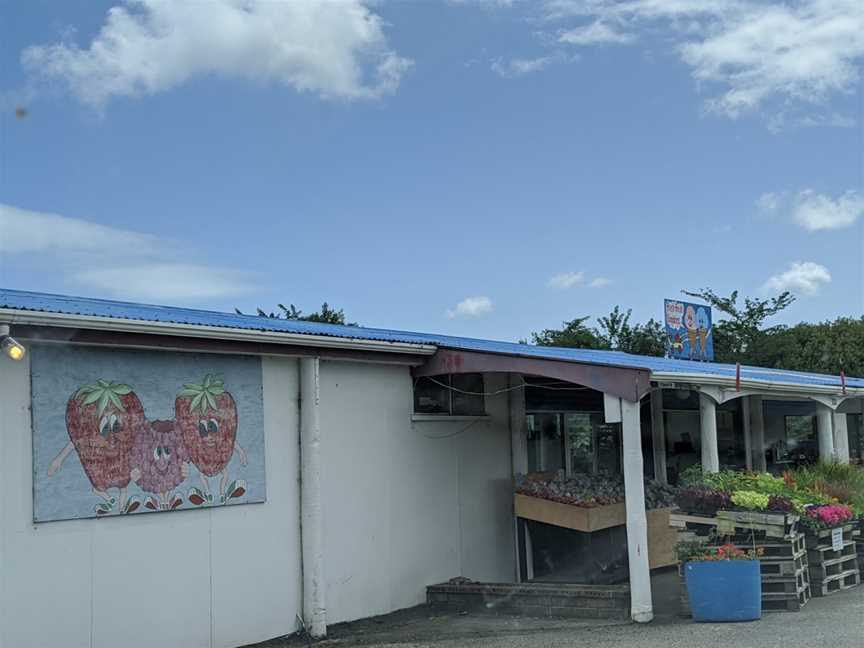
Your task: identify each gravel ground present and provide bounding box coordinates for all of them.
[251,580,864,648]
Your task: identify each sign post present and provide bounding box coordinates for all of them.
[664,299,714,361]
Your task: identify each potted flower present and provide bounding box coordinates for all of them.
[678,542,763,622]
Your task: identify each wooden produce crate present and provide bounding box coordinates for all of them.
[513,495,677,568]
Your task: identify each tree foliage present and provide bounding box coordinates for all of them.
[530,316,607,349]
[681,288,795,365]
[236,302,356,326]
[530,307,666,356]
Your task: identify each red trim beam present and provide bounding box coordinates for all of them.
[412,349,651,402]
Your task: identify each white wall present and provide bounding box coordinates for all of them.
[0,354,302,648]
[318,364,514,624]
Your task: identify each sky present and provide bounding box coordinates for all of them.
[1,0,862,342]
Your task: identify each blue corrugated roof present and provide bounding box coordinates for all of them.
[1,288,860,390]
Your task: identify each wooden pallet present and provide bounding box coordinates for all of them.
[761,584,811,612]
[810,555,860,580]
[804,524,853,545]
[808,541,856,567]
[716,510,799,540]
[760,552,808,578]
[812,569,861,597]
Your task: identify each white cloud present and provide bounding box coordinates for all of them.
[589,277,612,288]
[548,271,585,289]
[756,192,783,213]
[492,56,556,78]
[559,22,635,45]
[21,0,412,107]
[793,189,864,231]
[763,261,831,296]
[73,264,254,302]
[0,203,159,254]
[1,203,257,303]
[446,296,493,318]
[755,188,864,230]
[538,0,864,121]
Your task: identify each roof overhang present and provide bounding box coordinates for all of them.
[413,348,652,402]
[0,309,436,362]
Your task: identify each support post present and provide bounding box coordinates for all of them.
[749,396,767,472]
[300,357,326,638]
[621,397,653,623]
[832,412,849,464]
[816,405,835,463]
[650,389,667,484]
[742,396,753,471]
[699,393,719,473]
[509,373,528,582]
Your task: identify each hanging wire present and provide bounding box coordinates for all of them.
[414,375,591,397]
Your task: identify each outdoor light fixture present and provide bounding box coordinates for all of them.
[0,324,25,361]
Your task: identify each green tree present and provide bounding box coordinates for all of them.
[529,307,665,356]
[681,288,795,365]
[763,318,864,376]
[596,306,666,356]
[530,316,607,349]
[236,302,357,326]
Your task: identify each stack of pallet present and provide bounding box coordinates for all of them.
[853,521,864,575]
[805,524,861,597]
[671,509,811,614]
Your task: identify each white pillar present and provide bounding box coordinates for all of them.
[749,396,767,472]
[742,396,753,471]
[699,393,719,473]
[300,357,327,638]
[621,398,653,623]
[816,405,835,463]
[832,412,849,464]
[650,389,667,484]
[509,373,528,582]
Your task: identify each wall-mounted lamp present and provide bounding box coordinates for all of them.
[0,324,26,361]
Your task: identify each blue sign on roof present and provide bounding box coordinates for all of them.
[664,299,713,362]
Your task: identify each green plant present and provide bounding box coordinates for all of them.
[791,463,864,515]
[731,490,770,510]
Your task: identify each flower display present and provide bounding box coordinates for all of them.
[801,504,854,529]
[514,471,678,510]
[678,541,762,563]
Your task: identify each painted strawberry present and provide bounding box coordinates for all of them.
[175,374,238,478]
[130,419,187,502]
[64,380,144,494]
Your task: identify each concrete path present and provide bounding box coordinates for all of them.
[255,583,863,648]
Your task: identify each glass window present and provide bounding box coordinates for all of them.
[848,414,863,462]
[526,413,564,473]
[413,376,450,414]
[413,373,485,416]
[451,373,485,415]
[564,413,594,474]
[780,415,818,464]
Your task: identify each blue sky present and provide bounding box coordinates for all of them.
[1,0,862,342]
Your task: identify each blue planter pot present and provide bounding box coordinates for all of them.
[684,560,762,622]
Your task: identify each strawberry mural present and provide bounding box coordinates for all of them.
[48,380,145,515]
[175,374,247,505]
[130,419,188,511]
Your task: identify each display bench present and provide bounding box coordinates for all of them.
[514,494,677,569]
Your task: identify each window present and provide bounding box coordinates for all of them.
[779,415,818,465]
[525,411,620,476]
[413,373,485,416]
